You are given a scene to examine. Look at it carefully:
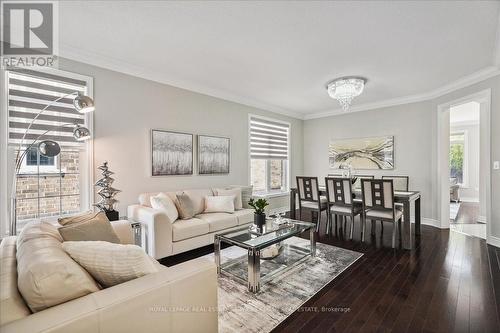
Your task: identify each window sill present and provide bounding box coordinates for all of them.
[252,191,289,199]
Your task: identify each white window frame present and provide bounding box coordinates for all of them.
[248,114,290,197]
[1,68,94,235]
[450,130,469,188]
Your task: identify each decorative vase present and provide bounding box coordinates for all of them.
[105,210,119,221]
[254,213,266,231]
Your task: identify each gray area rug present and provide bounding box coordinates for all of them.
[203,237,363,333]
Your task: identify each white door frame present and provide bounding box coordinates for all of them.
[436,89,492,242]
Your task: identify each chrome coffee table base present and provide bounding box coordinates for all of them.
[214,219,316,293]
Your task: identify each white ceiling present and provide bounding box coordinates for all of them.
[59,1,500,119]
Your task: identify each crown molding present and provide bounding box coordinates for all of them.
[304,66,500,120]
[60,43,500,122]
[59,43,305,120]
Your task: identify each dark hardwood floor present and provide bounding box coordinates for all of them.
[453,202,480,224]
[161,211,500,333]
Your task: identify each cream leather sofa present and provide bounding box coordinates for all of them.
[128,188,254,259]
[0,220,218,333]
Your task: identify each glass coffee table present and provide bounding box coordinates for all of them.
[214,218,316,293]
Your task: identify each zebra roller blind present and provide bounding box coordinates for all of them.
[250,116,289,160]
[8,69,88,147]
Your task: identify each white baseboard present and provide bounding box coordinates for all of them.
[487,235,500,248]
[477,215,487,223]
[421,218,446,229]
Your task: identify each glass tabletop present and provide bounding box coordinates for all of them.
[216,218,315,250]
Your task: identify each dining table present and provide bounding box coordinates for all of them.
[289,186,421,250]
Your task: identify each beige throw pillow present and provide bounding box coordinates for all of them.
[175,192,196,219]
[215,188,242,210]
[58,211,104,226]
[58,216,121,243]
[150,192,179,222]
[62,241,160,288]
[204,195,235,213]
[228,185,253,208]
[16,221,100,312]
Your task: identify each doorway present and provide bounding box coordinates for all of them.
[437,90,491,242]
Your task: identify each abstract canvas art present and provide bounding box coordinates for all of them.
[329,136,394,170]
[198,135,230,174]
[151,130,193,176]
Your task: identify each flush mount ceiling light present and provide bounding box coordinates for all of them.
[326,76,367,111]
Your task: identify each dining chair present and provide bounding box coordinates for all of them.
[360,179,403,248]
[296,176,328,232]
[353,175,375,190]
[382,175,409,191]
[325,177,363,239]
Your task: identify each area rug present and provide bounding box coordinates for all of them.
[450,202,461,221]
[203,237,363,333]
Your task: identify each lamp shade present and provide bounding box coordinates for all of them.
[73,125,91,141]
[38,140,61,157]
[73,95,95,113]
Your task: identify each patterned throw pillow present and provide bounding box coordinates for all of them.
[150,192,179,222]
[174,192,196,219]
[62,241,161,288]
[214,188,242,210]
[204,195,235,213]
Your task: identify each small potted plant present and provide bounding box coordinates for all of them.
[248,198,269,231]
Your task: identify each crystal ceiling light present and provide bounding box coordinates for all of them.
[326,77,367,111]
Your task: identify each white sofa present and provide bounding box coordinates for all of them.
[0,220,218,333]
[128,188,254,259]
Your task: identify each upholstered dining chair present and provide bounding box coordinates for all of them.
[325,177,363,239]
[360,179,403,248]
[296,176,328,232]
[353,175,375,190]
[381,175,409,191]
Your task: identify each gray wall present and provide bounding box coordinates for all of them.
[58,58,303,216]
[304,100,436,218]
[303,74,500,238]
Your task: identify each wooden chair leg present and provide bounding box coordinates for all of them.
[335,215,338,235]
[392,220,397,248]
[315,210,321,232]
[349,215,354,240]
[361,213,366,242]
[371,220,375,236]
[380,220,384,233]
[326,210,330,236]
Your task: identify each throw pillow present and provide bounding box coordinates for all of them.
[204,195,235,213]
[175,192,196,219]
[228,185,253,208]
[58,210,103,226]
[58,216,121,243]
[215,188,242,210]
[62,241,160,288]
[150,192,179,222]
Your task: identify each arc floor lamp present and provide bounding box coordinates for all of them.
[10,92,95,235]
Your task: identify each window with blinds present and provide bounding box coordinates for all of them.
[249,116,290,194]
[249,116,289,160]
[8,68,88,147]
[6,69,93,231]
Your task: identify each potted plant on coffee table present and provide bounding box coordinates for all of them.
[248,198,269,232]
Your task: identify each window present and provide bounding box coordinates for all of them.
[450,131,467,185]
[249,116,289,195]
[6,69,93,232]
